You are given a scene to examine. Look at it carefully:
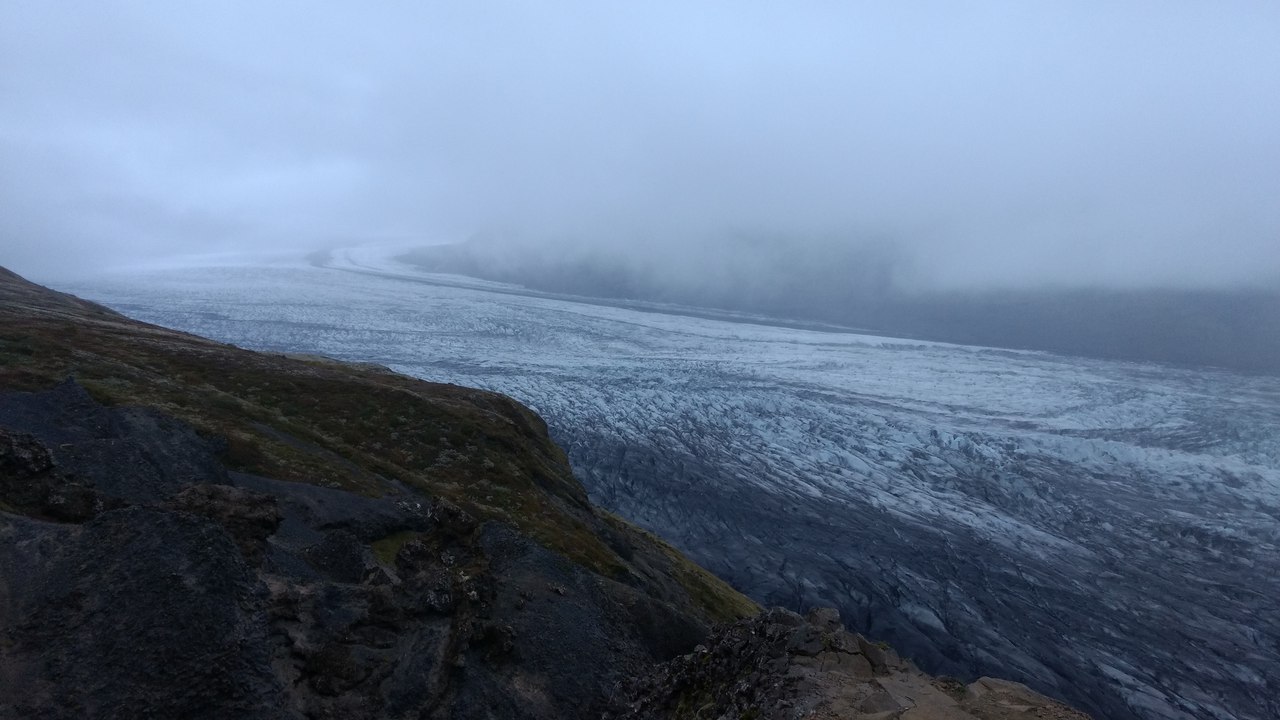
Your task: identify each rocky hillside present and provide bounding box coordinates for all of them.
[0,267,1085,719]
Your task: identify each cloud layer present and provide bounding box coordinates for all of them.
[3,2,1279,287]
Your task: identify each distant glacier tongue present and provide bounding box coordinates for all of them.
[69,262,1280,720]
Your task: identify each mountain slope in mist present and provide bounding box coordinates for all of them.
[400,237,1280,374]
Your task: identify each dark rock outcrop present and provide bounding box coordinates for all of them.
[0,383,725,719]
[610,607,1090,719]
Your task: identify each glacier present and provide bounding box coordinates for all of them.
[61,253,1280,720]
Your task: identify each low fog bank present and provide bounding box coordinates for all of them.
[401,236,1280,374]
[6,4,1280,292]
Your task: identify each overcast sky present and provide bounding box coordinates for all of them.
[3,2,1279,288]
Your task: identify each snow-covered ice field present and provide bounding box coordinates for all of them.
[64,251,1280,720]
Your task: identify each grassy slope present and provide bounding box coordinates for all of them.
[0,266,756,624]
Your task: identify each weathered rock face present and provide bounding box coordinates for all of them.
[0,382,713,719]
[610,607,1090,720]
[0,424,100,521]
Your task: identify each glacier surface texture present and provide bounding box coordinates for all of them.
[67,258,1280,720]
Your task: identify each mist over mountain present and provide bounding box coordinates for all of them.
[401,236,1280,374]
[5,3,1280,296]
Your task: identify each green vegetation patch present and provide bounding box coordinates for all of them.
[372,530,424,567]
